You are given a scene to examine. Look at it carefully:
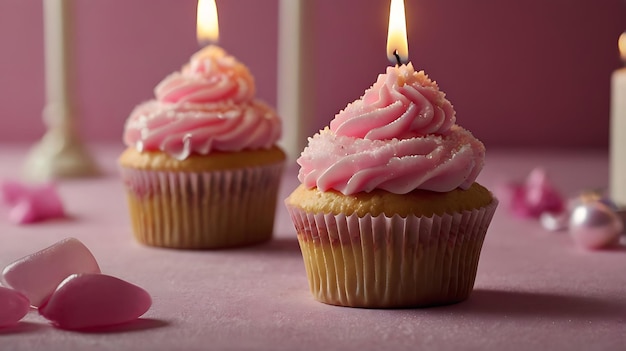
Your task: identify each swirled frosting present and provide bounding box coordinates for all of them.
[330,63,455,140]
[298,63,485,195]
[155,46,255,104]
[123,45,281,160]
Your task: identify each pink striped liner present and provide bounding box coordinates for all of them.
[120,162,284,249]
[285,198,498,308]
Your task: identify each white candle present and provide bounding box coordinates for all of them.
[23,0,98,180]
[42,0,72,134]
[277,0,314,161]
[610,32,626,206]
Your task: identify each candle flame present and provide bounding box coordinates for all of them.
[386,0,408,65]
[197,0,219,45]
[619,32,626,62]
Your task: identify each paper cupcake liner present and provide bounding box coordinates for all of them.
[285,199,498,308]
[120,162,284,249]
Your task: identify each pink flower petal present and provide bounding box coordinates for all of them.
[0,286,30,327]
[0,180,29,206]
[8,199,37,224]
[0,180,65,224]
[498,168,565,219]
[523,168,564,215]
[2,238,101,307]
[30,184,65,219]
[39,273,152,330]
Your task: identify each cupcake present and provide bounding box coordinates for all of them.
[119,46,285,249]
[285,63,497,308]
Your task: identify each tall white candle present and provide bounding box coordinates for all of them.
[277,0,314,161]
[23,0,98,180]
[43,0,71,130]
[610,32,626,206]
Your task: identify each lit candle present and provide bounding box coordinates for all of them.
[277,0,314,161]
[610,32,626,207]
[23,0,98,180]
[387,0,409,65]
[197,0,219,45]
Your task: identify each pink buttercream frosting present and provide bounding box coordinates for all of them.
[155,46,255,104]
[298,63,485,195]
[123,46,281,160]
[330,63,455,140]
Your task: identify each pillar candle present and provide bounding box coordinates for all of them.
[43,0,72,134]
[610,32,626,206]
[277,0,314,161]
[23,0,98,180]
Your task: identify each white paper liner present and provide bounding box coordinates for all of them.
[120,162,284,249]
[285,199,498,308]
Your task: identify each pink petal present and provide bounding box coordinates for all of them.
[0,180,65,224]
[39,273,152,330]
[498,168,565,219]
[0,286,30,327]
[2,238,101,307]
[523,168,564,216]
[0,180,29,206]
[30,184,65,220]
[8,199,37,224]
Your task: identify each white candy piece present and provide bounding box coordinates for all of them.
[2,238,101,307]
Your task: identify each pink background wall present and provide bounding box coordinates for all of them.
[0,0,624,149]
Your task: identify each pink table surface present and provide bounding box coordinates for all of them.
[0,144,624,351]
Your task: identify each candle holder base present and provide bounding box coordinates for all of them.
[23,131,100,181]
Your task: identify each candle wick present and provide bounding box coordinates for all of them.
[393,50,402,66]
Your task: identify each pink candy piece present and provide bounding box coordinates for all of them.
[0,180,65,224]
[39,273,152,330]
[2,238,101,307]
[0,286,30,327]
[0,180,29,205]
[498,168,565,219]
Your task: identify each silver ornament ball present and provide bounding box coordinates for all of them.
[569,202,623,250]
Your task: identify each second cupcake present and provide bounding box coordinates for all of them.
[285,63,497,308]
[119,46,285,249]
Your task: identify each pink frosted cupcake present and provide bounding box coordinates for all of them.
[285,63,497,308]
[119,46,285,249]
